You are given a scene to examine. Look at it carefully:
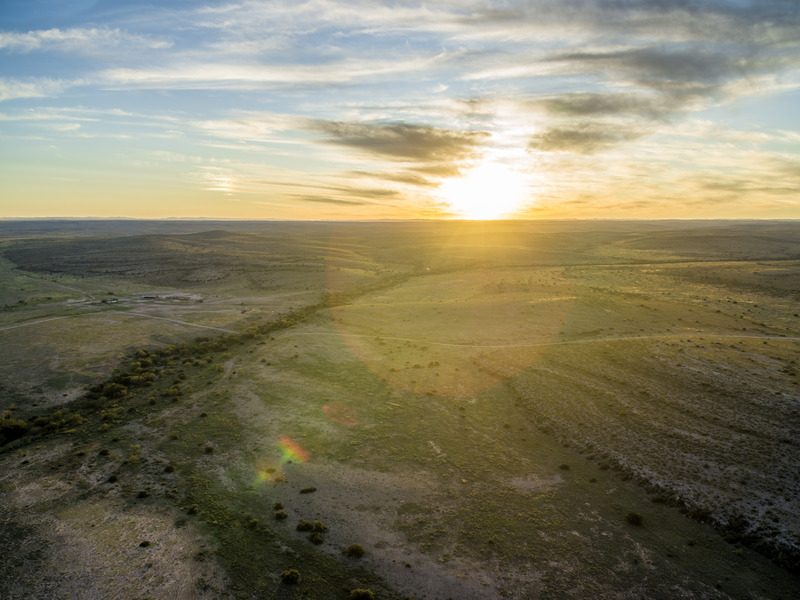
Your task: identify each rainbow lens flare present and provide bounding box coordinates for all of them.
[278,436,309,463]
[252,437,310,486]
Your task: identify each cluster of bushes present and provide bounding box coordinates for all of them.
[0,408,86,447]
[297,519,327,545]
[273,501,288,521]
[0,411,29,445]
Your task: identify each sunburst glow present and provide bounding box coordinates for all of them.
[439,162,528,219]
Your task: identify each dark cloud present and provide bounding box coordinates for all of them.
[245,178,401,201]
[306,120,489,196]
[540,92,677,119]
[526,40,788,154]
[528,123,644,154]
[306,120,489,163]
[292,184,403,207]
[349,170,438,188]
[547,47,756,95]
[486,1,800,157]
[469,0,800,45]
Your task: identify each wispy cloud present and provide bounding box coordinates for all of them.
[298,196,370,206]
[0,27,171,53]
[100,50,451,90]
[0,77,68,101]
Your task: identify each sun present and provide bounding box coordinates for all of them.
[439,162,528,219]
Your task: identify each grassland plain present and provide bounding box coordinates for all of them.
[0,220,799,599]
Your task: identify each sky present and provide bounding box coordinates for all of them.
[1,0,800,220]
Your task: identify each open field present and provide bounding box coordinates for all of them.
[1,220,799,599]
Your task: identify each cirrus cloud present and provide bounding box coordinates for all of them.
[0,27,172,54]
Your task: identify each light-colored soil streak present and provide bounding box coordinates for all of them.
[0,311,235,333]
[289,329,800,349]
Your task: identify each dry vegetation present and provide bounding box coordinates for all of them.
[0,219,798,599]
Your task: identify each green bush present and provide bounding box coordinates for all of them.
[349,589,375,600]
[312,520,327,532]
[308,531,324,545]
[296,519,313,532]
[102,382,128,398]
[67,413,85,426]
[32,416,51,428]
[280,569,300,584]
[0,411,29,445]
[344,543,365,558]
[626,512,643,526]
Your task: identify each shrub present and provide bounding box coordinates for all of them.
[296,520,313,532]
[125,445,141,464]
[349,589,375,600]
[312,520,327,532]
[102,383,128,398]
[626,512,643,526]
[280,569,300,584]
[344,543,365,558]
[299,486,317,494]
[308,531,324,545]
[274,510,288,521]
[274,501,284,510]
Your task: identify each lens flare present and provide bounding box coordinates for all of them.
[253,436,310,487]
[278,435,310,463]
[322,402,359,426]
[254,455,280,484]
